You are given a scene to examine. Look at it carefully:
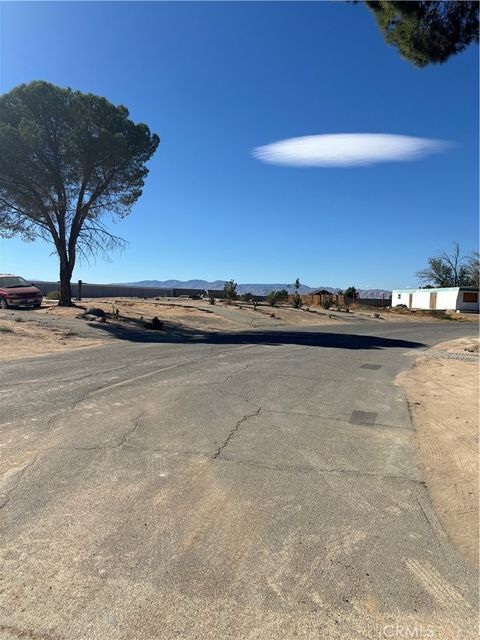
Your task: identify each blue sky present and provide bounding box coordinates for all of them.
[0,1,478,289]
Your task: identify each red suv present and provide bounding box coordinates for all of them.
[0,274,43,309]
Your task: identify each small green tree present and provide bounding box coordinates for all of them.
[266,291,276,307]
[0,81,159,306]
[291,277,303,309]
[267,289,289,306]
[224,279,237,301]
[344,286,358,303]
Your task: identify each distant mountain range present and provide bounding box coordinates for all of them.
[118,279,391,299]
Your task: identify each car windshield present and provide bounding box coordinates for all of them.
[0,276,32,288]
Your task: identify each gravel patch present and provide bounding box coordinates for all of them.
[425,350,479,362]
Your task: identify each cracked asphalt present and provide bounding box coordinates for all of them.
[0,320,478,639]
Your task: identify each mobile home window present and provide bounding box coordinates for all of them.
[398,294,401,299]
[463,292,478,303]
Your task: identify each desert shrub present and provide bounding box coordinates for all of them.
[0,324,13,332]
[393,304,411,314]
[224,280,237,301]
[209,295,215,305]
[46,290,60,300]
[266,291,278,307]
[428,310,452,320]
[321,299,333,309]
[291,294,303,309]
[242,292,253,302]
[267,290,289,306]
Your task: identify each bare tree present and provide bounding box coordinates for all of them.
[416,243,477,287]
[466,251,480,288]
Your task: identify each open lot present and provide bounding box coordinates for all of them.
[0,318,478,639]
[37,297,348,329]
[2,297,476,362]
[0,298,344,361]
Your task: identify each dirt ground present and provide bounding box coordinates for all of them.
[37,298,239,330]
[39,297,343,331]
[0,317,106,360]
[37,298,479,327]
[352,307,479,323]
[0,298,341,361]
[397,337,479,567]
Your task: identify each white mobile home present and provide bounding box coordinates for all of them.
[392,287,479,313]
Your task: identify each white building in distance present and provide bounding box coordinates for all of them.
[392,287,479,313]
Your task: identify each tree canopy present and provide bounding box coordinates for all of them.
[344,286,358,300]
[0,81,159,304]
[364,1,479,67]
[416,243,479,287]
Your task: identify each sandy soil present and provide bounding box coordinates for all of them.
[235,303,342,326]
[397,337,479,567]
[40,298,479,328]
[0,298,342,361]
[352,307,479,323]
[0,317,106,360]
[39,299,234,327]
[39,298,342,331]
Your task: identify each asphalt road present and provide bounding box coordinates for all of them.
[0,320,478,639]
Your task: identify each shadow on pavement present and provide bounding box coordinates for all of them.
[85,321,426,350]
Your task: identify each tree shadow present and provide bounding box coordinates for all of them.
[85,321,426,351]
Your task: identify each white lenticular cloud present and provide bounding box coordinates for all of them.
[252,133,448,167]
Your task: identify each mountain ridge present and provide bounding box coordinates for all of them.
[116,279,391,299]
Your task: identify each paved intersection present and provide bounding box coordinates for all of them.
[0,321,477,639]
